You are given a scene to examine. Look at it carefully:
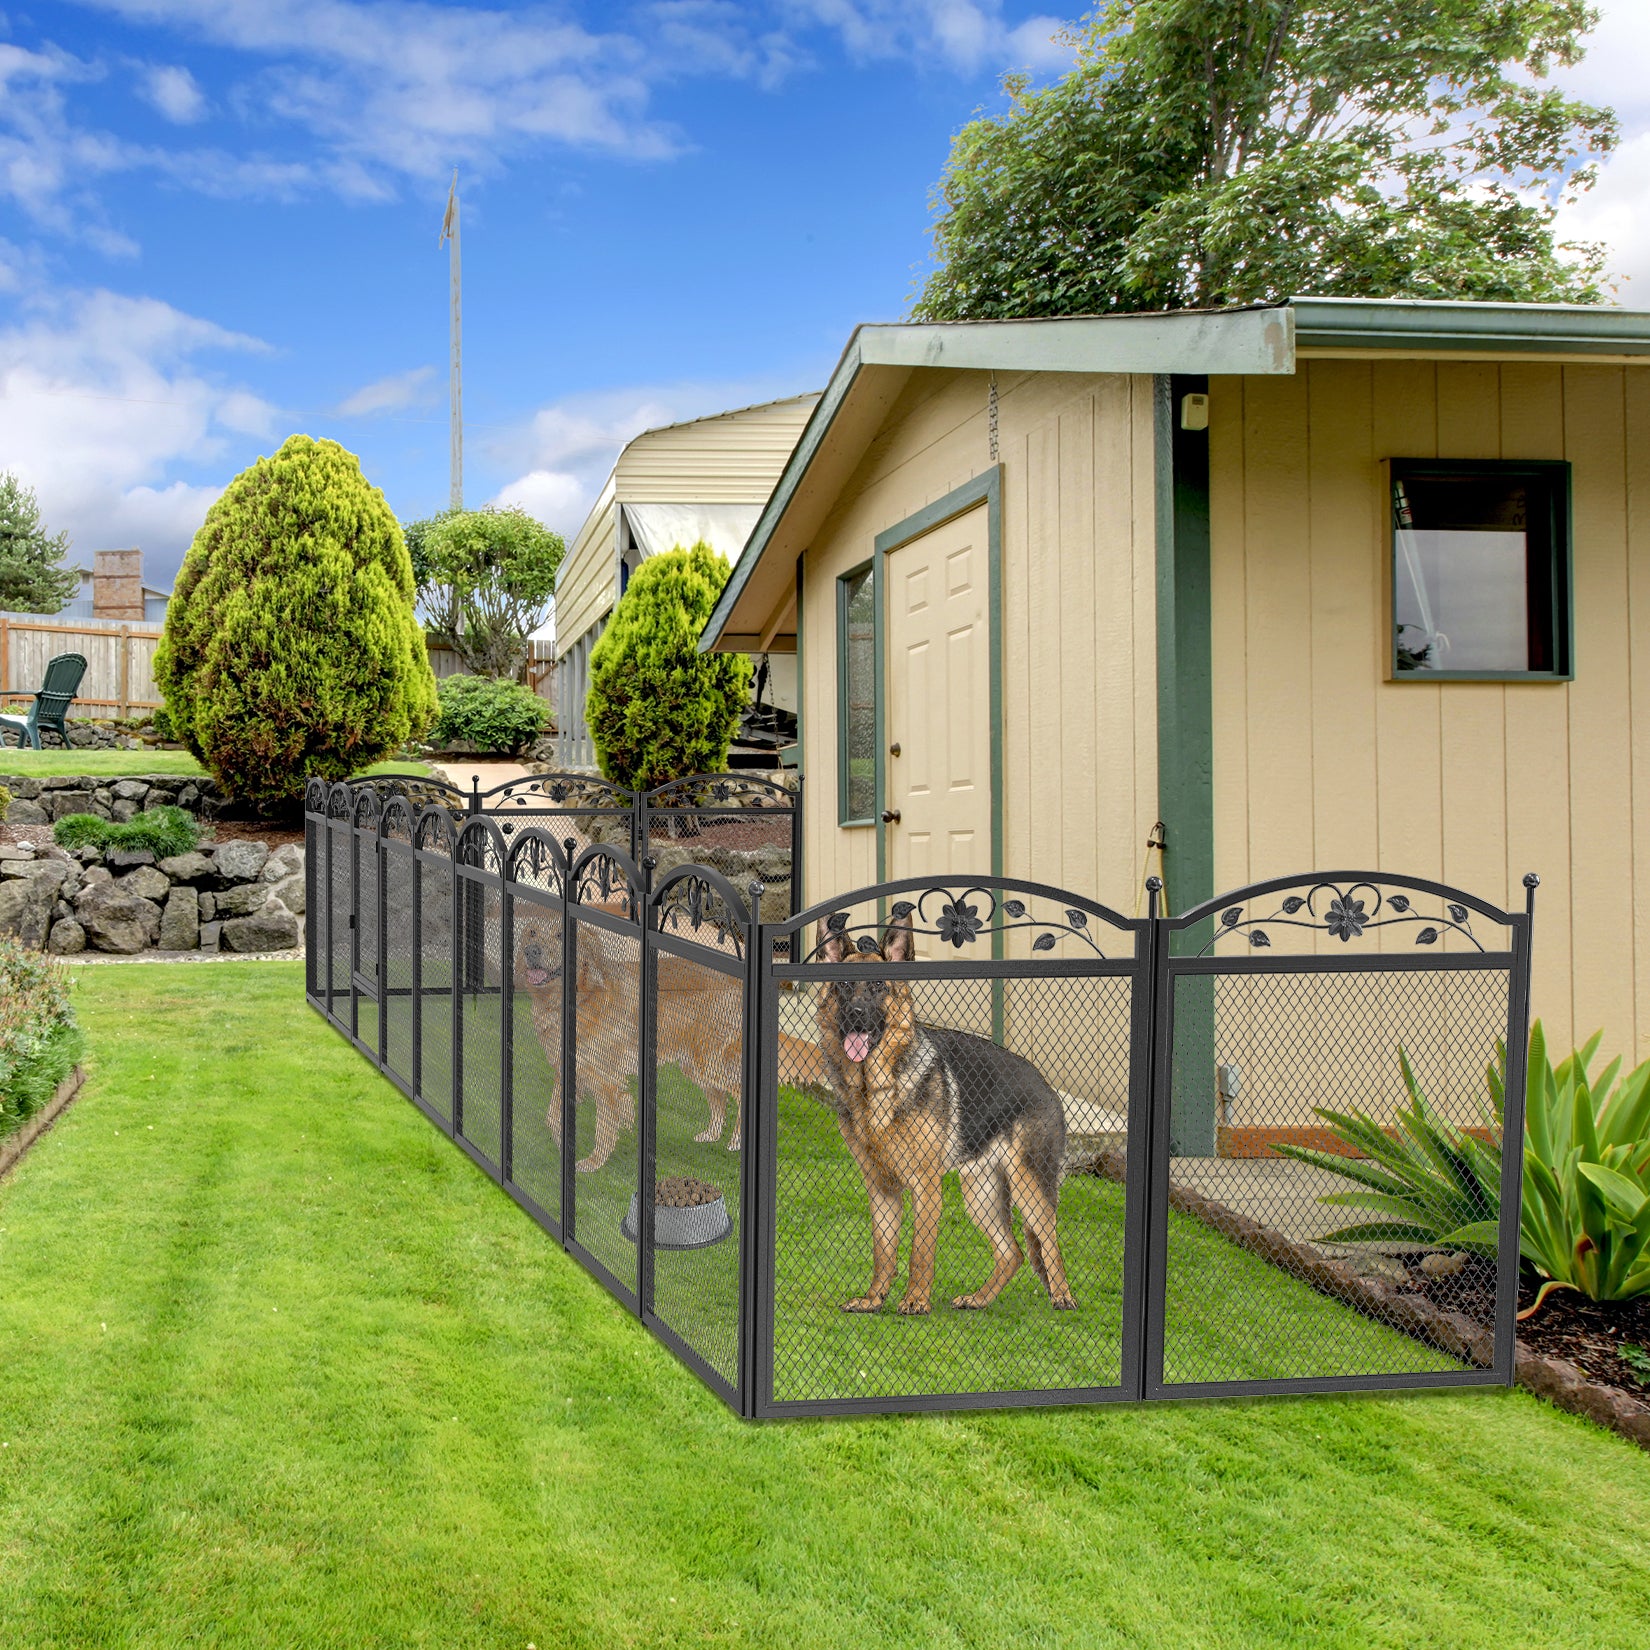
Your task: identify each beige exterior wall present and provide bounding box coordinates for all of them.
[798,368,1159,918]
[615,397,818,504]
[553,483,617,664]
[1208,358,1650,1064]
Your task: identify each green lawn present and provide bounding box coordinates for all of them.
[2,962,1649,1649]
[0,750,429,780]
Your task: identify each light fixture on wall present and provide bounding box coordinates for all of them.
[1180,393,1209,432]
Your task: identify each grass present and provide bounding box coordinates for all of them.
[0,749,429,780]
[2,962,1648,1648]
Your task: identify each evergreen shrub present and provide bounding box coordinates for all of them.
[429,674,547,756]
[154,435,437,815]
[586,541,752,792]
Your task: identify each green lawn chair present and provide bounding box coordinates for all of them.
[0,652,88,750]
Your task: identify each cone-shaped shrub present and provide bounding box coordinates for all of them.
[586,541,752,792]
[154,435,436,814]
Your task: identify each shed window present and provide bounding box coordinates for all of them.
[838,565,876,825]
[1391,460,1571,680]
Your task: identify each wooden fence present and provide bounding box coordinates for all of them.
[0,614,163,715]
[2,614,555,721]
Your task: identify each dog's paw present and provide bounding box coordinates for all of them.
[950,1293,990,1310]
[896,1296,931,1317]
[692,1127,720,1144]
[574,1155,607,1174]
[1050,1295,1078,1311]
[840,1295,885,1313]
[726,1135,741,1152]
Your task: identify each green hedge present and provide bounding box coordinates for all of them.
[0,939,83,1137]
[429,674,547,756]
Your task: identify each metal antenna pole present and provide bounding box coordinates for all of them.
[440,170,463,511]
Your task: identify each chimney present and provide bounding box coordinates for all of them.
[92,549,145,621]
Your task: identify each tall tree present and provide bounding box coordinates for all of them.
[416,506,564,679]
[0,472,79,614]
[914,0,1618,319]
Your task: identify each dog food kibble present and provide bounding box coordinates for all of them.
[653,1177,721,1208]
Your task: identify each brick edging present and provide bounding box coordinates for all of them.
[1072,1143,1650,1450]
[0,1065,87,1180]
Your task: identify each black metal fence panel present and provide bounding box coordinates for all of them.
[306,781,1535,1423]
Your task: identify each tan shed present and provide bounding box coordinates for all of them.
[702,297,1650,1076]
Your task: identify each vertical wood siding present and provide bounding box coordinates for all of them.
[799,369,1158,917]
[1210,359,1650,1062]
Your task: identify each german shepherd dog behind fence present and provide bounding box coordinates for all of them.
[816,914,1076,1316]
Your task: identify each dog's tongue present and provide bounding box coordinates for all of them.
[843,1032,871,1064]
[525,967,549,987]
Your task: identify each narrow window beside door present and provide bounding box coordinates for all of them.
[1390,459,1571,681]
[837,565,876,825]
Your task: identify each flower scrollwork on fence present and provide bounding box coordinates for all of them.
[653,873,745,958]
[1198,881,1485,955]
[803,885,1115,961]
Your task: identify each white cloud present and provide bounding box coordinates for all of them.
[490,469,588,526]
[780,0,1066,74]
[0,287,273,588]
[334,365,437,418]
[139,63,207,123]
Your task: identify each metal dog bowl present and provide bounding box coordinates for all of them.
[621,1180,732,1250]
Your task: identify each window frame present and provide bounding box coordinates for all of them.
[836,558,878,827]
[1387,457,1574,684]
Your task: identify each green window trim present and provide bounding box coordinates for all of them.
[1387,457,1574,684]
[836,560,877,827]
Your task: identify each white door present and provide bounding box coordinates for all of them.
[885,505,992,887]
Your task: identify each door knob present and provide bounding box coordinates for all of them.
[889,741,901,757]
[881,809,901,824]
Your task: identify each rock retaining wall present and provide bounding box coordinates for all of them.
[0,836,303,955]
[0,772,223,828]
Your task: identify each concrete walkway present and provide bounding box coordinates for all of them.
[429,761,537,796]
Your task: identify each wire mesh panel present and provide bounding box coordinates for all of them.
[379,801,417,1086]
[643,869,751,1399]
[326,819,352,1028]
[506,833,568,1234]
[1149,875,1529,1397]
[644,775,798,922]
[758,880,1146,1414]
[414,812,457,1129]
[351,791,383,1051]
[456,820,506,1170]
[304,787,322,1003]
[566,848,646,1302]
[482,772,636,864]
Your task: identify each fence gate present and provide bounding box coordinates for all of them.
[307,779,1535,1422]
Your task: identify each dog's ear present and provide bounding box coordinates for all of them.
[882,912,915,963]
[817,921,849,964]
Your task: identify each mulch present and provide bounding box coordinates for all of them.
[205,818,305,850]
[1408,1256,1650,1402]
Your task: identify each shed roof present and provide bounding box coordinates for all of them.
[701,296,1650,652]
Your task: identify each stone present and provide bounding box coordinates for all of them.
[1351,1253,1412,1285]
[261,843,305,883]
[112,779,150,801]
[221,907,299,952]
[47,918,86,954]
[80,865,112,888]
[92,787,114,807]
[158,850,213,884]
[47,789,94,820]
[4,859,73,892]
[110,799,141,823]
[77,845,102,864]
[0,877,54,948]
[75,880,163,953]
[214,881,271,917]
[213,840,270,883]
[198,892,216,921]
[105,848,157,870]
[120,865,172,903]
[199,920,222,952]
[159,886,200,952]
[177,783,201,810]
[1420,1251,1470,1278]
[3,778,43,799]
[39,775,84,791]
[53,899,73,922]
[0,842,35,861]
[6,799,47,825]
[266,871,305,916]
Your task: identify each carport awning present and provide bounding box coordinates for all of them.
[623,502,764,564]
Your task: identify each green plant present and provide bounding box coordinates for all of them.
[149,704,175,742]
[53,805,200,860]
[1620,1343,1650,1385]
[1499,1024,1650,1311]
[0,784,10,822]
[0,937,81,1136]
[417,507,564,678]
[154,434,437,816]
[429,674,547,756]
[914,0,1617,321]
[586,541,753,792]
[1273,1049,1503,1256]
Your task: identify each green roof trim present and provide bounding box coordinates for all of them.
[1290,295,1650,355]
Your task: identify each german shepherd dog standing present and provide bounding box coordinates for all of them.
[816,915,1076,1315]
[513,906,744,1171]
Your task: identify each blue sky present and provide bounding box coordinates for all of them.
[3,1,1647,597]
